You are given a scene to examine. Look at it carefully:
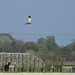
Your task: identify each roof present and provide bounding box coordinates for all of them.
[63,61,75,65]
[72,66,75,68]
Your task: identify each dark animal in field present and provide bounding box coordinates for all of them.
[4,62,10,71]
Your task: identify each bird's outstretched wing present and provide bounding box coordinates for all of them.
[25,22,32,25]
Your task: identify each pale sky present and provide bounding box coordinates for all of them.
[0,0,75,46]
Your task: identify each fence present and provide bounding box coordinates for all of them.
[0,53,45,72]
[0,53,75,72]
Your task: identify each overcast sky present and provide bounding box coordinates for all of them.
[0,0,75,46]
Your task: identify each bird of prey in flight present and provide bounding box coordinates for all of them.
[25,16,32,25]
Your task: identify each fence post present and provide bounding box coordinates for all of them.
[2,54,5,72]
[25,54,29,72]
[41,55,45,72]
[21,54,24,72]
[33,54,36,72]
[29,54,31,72]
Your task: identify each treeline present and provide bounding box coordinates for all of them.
[0,36,75,62]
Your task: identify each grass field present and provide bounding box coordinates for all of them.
[0,73,75,75]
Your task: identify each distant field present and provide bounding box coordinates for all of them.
[0,73,75,75]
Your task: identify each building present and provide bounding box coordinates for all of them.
[62,61,75,72]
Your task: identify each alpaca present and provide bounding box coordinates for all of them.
[9,62,16,72]
[4,62,10,71]
[9,64,15,72]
